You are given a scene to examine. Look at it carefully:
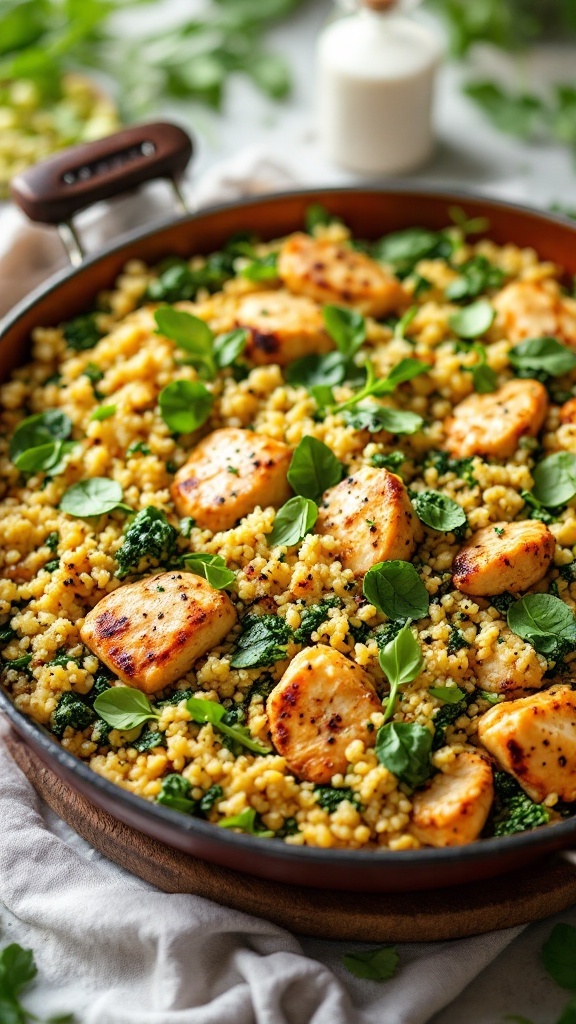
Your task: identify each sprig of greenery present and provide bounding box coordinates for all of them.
[0,941,75,1023]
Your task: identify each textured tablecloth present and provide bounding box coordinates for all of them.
[1,148,575,1024]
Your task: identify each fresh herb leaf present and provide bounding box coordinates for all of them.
[269,495,318,547]
[181,552,236,590]
[521,489,557,525]
[445,255,504,302]
[411,490,467,532]
[9,409,73,473]
[126,441,150,458]
[157,774,196,814]
[285,351,348,389]
[158,379,214,434]
[187,696,271,754]
[465,342,498,393]
[509,337,576,379]
[230,614,292,669]
[93,687,160,731]
[373,227,453,275]
[218,807,274,836]
[429,685,466,703]
[363,560,430,620]
[375,721,433,788]
[241,253,279,282]
[379,622,424,722]
[342,946,399,981]
[331,357,428,415]
[464,81,543,138]
[155,306,215,378]
[213,328,248,369]
[60,478,132,517]
[2,653,32,673]
[449,299,495,339]
[287,436,343,502]
[533,452,576,507]
[343,402,423,435]
[507,594,576,659]
[322,305,366,357]
[371,451,405,473]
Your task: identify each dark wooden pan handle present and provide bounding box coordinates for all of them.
[10,122,193,225]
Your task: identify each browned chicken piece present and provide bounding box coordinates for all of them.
[277,232,409,317]
[266,645,381,784]
[445,379,548,459]
[171,428,292,533]
[315,466,418,577]
[410,752,494,848]
[478,686,576,803]
[493,279,576,347]
[80,571,237,694]
[453,520,555,596]
[472,631,546,694]
[560,397,576,424]
[234,290,333,366]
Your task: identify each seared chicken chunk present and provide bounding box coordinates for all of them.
[315,466,418,576]
[445,379,548,459]
[267,645,381,784]
[235,290,332,366]
[411,752,494,848]
[453,520,555,597]
[473,631,546,694]
[80,571,237,694]
[171,428,292,533]
[278,232,409,317]
[493,280,576,347]
[478,686,576,803]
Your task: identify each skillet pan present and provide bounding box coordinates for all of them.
[2,121,576,892]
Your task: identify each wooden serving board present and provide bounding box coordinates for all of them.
[7,731,576,943]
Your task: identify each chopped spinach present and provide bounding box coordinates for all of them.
[0,625,17,644]
[198,784,223,816]
[490,592,516,615]
[424,450,477,486]
[445,255,505,302]
[294,596,341,643]
[115,506,177,579]
[315,786,360,813]
[51,692,96,738]
[132,726,167,752]
[432,693,472,750]
[371,451,405,473]
[48,647,82,669]
[45,531,59,551]
[126,441,151,458]
[490,770,550,836]
[157,688,193,708]
[521,489,558,525]
[157,774,196,814]
[230,614,292,669]
[1,653,32,673]
[447,626,471,654]
[62,313,102,351]
[145,252,236,303]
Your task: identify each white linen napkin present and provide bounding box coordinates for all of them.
[0,147,571,1024]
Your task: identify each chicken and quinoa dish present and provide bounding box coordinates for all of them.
[3,206,576,851]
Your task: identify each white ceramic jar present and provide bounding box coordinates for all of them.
[316,0,443,175]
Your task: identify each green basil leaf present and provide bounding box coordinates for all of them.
[90,404,116,422]
[187,696,272,754]
[213,328,248,368]
[445,255,505,302]
[269,496,318,547]
[509,336,576,378]
[94,687,159,730]
[533,452,576,507]
[375,721,433,788]
[155,307,215,378]
[60,478,132,517]
[241,254,278,281]
[343,402,423,435]
[342,946,399,981]
[375,357,429,394]
[373,227,450,271]
[158,380,214,434]
[472,361,498,394]
[379,621,423,722]
[363,560,430,620]
[429,685,466,703]
[507,594,576,656]
[322,304,366,357]
[9,409,72,463]
[285,351,347,388]
[449,299,495,339]
[181,552,236,590]
[542,923,576,990]
[310,384,336,409]
[287,436,343,501]
[411,490,467,532]
[217,807,274,836]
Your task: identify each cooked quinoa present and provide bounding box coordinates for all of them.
[2,211,576,851]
